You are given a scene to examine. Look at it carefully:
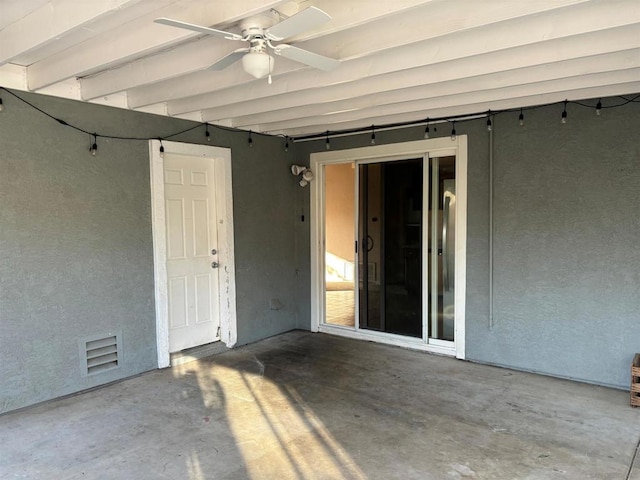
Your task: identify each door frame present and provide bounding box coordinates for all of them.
[310,137,467,359]
[149,140,237,368]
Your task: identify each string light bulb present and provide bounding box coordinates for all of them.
[561,100,568,124]
[424,118,430,139]
[518,109,524,127]
[325,131,330,150]
[90,134,98,156]
[450,121,457,141]
[205,123,211,142]
[486,111,492,132]
[159,140,165,158]
[0,98,4,112]
[284,136,289,152]
[596,99,602,116]
[370,125,376,145]
[248,130,253,147]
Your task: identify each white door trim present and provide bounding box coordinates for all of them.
[149,140,237,368]
[310,137,467,359]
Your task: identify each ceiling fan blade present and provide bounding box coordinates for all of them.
[209,48,249,70]
[266,7,331,41]
[274,44,340,71]
[154,18,243,41]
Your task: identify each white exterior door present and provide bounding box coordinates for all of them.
[164,153,220,352]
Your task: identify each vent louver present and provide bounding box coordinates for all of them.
[80,331,122,376]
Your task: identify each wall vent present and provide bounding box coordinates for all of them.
[79,331,122,377]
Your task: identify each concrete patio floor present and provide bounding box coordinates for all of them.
[1,330,639,479]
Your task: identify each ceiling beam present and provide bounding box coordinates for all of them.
[291,0,438,41]
[0,64,27,89]
[81,0,435,99]
[228,51,640,128]
[10,1,178,67]
[129,0,589,109]
[167,0,640,115]
[25,0,289,91]
[0,0,49,31]
[201,28,640,122]
[246,69,640,133]
[283,82,640,138]
[79,37,241,100]
[293,0,589,64]
[0,0,143,66]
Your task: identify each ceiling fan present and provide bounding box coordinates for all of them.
[154,7,340,82]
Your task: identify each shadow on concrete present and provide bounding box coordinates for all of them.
[2,330,640,479]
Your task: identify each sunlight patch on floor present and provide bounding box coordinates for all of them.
[174,358,366,479]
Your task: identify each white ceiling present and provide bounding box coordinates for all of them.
[1,0,639,138]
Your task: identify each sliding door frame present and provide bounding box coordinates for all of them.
[310,137,467,359]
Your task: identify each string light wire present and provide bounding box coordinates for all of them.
[292,95,640,143]
[1,86,638,148]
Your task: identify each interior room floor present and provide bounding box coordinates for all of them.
[1,331,639,480]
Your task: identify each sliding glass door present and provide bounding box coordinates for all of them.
[428,156,456,342]
[358,159,423,338]
[314,137,466,357]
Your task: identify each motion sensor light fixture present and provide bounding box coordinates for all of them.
[291,164,314,187]
[291,165,306,175]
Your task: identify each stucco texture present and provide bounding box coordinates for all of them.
[467,99,640,389]
[297,96,640,389]
[0,90,300,412]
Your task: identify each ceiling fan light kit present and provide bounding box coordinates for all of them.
[155,7,340,82]
[242,51,274,79]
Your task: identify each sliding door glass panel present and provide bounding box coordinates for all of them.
[428,156,456,341]
[324,163,356,327]
[359,159,423,337]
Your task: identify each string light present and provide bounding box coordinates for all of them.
[159,139,165,158]
[284,136,289,152]
[205,123,211,142]
[450,121,457,141]
[248,130,253,147]
[2,86,639,151]
[90,133,98,156]
[486,110,492,132]
[370,125,376,145]
[325,131,330,150]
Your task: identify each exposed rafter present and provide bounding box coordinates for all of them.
[0,0,637,138]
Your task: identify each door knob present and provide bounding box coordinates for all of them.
[211,261,220,269]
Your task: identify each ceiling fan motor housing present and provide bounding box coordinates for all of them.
[240,10,279,39]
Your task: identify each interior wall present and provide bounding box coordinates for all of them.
[0,90,299,413]
[325,163,355,267]
[296,94,640,389]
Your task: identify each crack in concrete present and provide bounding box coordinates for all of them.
[626,435,640,480]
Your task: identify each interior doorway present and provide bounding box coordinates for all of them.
[149,140,238,368]
[311,138,467,358]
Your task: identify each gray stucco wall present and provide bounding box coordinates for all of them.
[468,99,640,389]
[296,95,640,389]
[0,90,299,413]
